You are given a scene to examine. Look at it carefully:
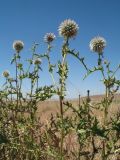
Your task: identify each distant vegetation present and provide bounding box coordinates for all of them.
[0,19,120,160]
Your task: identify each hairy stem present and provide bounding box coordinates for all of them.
[59,44,67,160]
[15,56,19,110]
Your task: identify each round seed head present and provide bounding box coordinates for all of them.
[13,40,24,53]
[58,19,79,39]
[44,33,56,43]
[33,58,42,65]
[89,36,106,54]
[2,70,10,78]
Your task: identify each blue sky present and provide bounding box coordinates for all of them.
[0,0,120,98]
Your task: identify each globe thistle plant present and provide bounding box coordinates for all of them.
[44,33,56,43]
[2,70,10,78]
[58,19,79,39]
[13,40,24,53]
[89,36,106,54]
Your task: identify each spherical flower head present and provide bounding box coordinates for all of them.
[13,40,24,53]
[89,36,106,54]
[58,19,79,39]
[2,70,10,78]
[104,60,108,65]
[33,58,42,65]
[44,33,56,43]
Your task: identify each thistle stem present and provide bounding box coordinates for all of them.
[46,44,56,86]
[102,85,109,160]
[59,95,64,160]
[15,55,19,111]
[59,47,67,160]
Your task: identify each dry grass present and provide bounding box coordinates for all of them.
[35,94,120,160]
[37,94,120,122]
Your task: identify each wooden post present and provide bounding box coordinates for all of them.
[79,94,81,107]
[87,90,91,103]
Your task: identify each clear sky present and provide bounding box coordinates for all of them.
[0,0,120,98]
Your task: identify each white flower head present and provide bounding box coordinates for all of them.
[89,36,106,54]
[44,33,56,43]
[13,40,24,53]
[58,19,79,39]
[33,58,42,65]
[2,70,10,78]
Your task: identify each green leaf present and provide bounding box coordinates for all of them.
[0,134,8,144]
[78,129,86,134]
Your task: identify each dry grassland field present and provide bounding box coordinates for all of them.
[35,94,120,160]
[37,94,120,122]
